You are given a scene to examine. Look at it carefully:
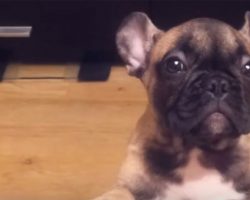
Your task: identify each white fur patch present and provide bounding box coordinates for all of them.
[154,149,246,200]
[159,175,245,200]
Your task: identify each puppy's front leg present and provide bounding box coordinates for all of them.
[92,135,147,200]
[93,187,134,200]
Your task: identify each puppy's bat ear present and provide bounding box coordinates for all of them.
[116,12,163,78]
[240,11,250,39]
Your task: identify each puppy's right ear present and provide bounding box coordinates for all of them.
[116,12,162,78]
[240,11,250,40]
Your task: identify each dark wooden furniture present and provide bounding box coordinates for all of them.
[0,0,249,80]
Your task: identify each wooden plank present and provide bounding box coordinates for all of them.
[0,67,147,200]
[4,63,79,79]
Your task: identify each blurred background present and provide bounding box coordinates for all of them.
[0,0,249,81]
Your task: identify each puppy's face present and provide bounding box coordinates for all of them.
[116,12,250,150]
[151,19,250,150]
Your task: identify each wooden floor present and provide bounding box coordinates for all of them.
[0,67,147,200]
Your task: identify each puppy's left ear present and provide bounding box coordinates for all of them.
[116,12,163,78]
[240,11,250,39]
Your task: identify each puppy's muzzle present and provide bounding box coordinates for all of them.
[205,76,230,99]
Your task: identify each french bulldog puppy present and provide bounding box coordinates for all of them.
[93,11,250,200]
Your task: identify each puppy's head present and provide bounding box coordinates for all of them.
[116,12,250,151]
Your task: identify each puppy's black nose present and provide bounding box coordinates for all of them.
[206,77,229,98]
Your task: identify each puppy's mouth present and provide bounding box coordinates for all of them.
[186,110,239,150]
[203,112,231,136]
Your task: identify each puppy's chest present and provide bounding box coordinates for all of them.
[158,174,244,200]
[154,151,245,200]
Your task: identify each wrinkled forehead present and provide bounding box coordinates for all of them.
[151,18,247,65]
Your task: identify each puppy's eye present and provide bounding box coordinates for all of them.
[163,57,186,74]
[241,61,250,76]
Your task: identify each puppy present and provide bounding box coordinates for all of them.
[93,11,250,200]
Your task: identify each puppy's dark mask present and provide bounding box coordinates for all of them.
[116,12,250,151]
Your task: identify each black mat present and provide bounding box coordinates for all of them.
[0,50,10,81]
[78,51,112,81]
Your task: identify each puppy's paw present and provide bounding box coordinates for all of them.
[91,188,134,200]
